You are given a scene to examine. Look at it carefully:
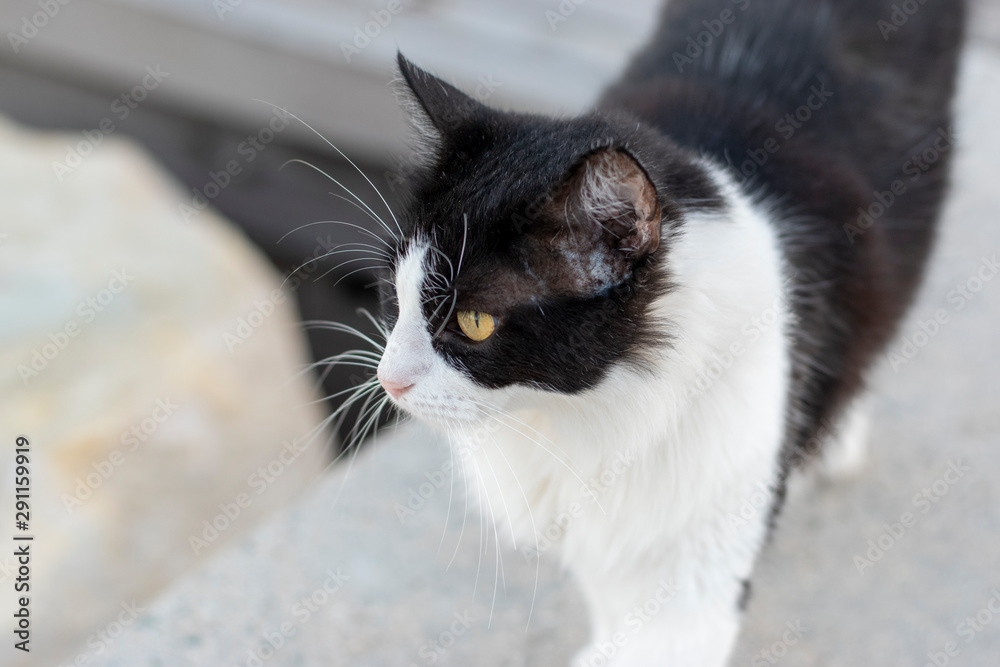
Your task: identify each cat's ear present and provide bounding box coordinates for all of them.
[395,52,485,143]
[559,149,662,258]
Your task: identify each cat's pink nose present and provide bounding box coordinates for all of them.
[378,375,413,399]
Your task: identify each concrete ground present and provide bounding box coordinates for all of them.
[84,34,1000,667]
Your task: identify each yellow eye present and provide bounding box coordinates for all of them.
[456,310,497,342]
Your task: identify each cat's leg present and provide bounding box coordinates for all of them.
[570,573,744,667]
[817,395,872,479]
[565,495,773,667]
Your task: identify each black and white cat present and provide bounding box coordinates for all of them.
[370,0,966,664]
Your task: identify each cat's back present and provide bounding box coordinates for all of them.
[601,0,967,459]
[603,0,966,196]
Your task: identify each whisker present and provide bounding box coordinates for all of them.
[482,425,542,630]
[318,382,385,451]
[279,218,392,250]
[281,350,379,387]
[310,350,382,365]
[314,242,393,260]
[300,377,381,408]
[281,157,399,243]
[326,192,397,238]
[331,264,390,288]
[427,240,456,284]
[438,434,459,555]
[356,308,390,342]
[455,427,496,609]
[312,255,390,284]
[327,395,393,509]
[455,213,469,281]
[312,360,372,396]
[279,244,389,287]
[255,101,405,239]
[470,400,605,512]
[432,290,459,338]
[444,429,475,572]
[281,248,389,291]
[428,288,456,333]
[302,387,389,500]
[300,320,386,352]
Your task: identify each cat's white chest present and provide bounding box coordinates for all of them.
[446,172,794,664]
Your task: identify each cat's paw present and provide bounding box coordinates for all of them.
[816,397,872,480]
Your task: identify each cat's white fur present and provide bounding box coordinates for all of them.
[377,165,792,666]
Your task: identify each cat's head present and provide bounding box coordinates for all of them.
[375,54,722,427]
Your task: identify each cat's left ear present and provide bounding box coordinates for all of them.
[559,149,662,259]
[396,53,487,143]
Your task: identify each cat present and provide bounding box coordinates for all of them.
[370,0,966,664]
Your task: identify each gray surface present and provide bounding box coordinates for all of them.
[972,0,1000,46]
[80,43,1000,667]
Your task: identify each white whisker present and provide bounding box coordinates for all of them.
[281,157,399,243]
[255,100,405,239]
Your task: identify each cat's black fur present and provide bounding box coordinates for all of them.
[390,0,964,497]
[389,0,965,461]
[380,0,967,640]
[601,0,965,503]
[389,66,726,393]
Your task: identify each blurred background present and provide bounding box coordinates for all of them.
[0,1,663,664]
[0,0,665,444]
[1,1,999,666]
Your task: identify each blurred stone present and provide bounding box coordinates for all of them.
[0,116,329,666]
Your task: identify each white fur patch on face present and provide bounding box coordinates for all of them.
[377,241,503,426]
[551,234,620,292]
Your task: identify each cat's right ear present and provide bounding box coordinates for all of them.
[395,53,486,148]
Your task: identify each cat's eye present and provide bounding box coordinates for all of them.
[456,310,497,342]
